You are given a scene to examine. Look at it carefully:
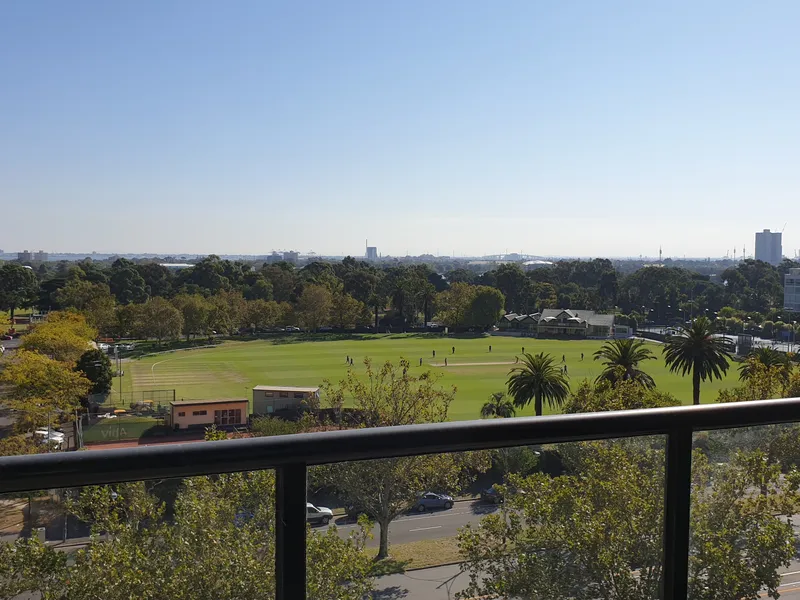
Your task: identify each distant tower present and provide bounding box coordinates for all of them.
[659,246,662,264]
[733,247,736,262]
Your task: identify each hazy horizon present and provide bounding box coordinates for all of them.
[3,1,800,257]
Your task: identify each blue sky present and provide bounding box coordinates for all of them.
[2,1,800,258]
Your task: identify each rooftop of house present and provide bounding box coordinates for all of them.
[252,386,320,393]
[170,398,248,407]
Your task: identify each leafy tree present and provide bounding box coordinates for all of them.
[113,303,142,338]
[0,350,91,430]
[565,379,680,414]
[134,263,174,298]
[739,347,791,385]
[317,358,487,559]
[0,263,38,321]
[171,293,210,339]
[296,284,332,331]
[434,282,474,329]
[663,317,732,405]
[243,275,273,301]
[458,444,799,600]
[21,312,97,364]
[138,297,183,344]
[207,290,247,334]
[109,259,148,304]
[0,473,374,600]
[592,338,656,389]
[466,286,505,329]
[75,348,113,395]
[480,392,516,418]
[0,434,44,456]
[506,352,570,416]
[244,299,282,333]
[329,291,368,329]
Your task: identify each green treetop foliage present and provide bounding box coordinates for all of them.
[506,352,570,416]
[592,338,657,389]
[663,317,732,405]
[75,348,113,395]
[0,473,374,600]
[21,312,97,365]
[0,350,91,430]
[0,263,39,321]
[458,443,800,600]
[317,358,488,559]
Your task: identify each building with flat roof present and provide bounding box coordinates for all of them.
[785,269,800,312]
[366,246,378,261]
[755,229,782,265]
[252,385,319,415]
[167,398,247,430]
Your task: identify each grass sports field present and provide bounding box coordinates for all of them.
[113,335,739,421]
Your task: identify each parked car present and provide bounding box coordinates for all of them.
[285,326,301,333]
[413,492,454,512]
[319,326,333,332]
[306,502,333,525]
[481,485,504,504]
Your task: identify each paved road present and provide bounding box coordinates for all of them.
[317,500,498,547]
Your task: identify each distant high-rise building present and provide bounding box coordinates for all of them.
[366,246,378,261]
[266,251,282,264]
[755,229,782,265]
[17,250,31,262]
[785,269,800,312]
[34,250,48,262]
[283,251,299,264]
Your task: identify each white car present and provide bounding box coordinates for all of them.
[34,429,65,447]
[306,502,333,525]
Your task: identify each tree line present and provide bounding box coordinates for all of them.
[2,254,800,340]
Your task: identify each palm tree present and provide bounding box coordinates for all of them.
[506,352,570,416]
[738,347,791,384]
[663,317,732,405]
[593,338,657,389]
[480,392,517,418]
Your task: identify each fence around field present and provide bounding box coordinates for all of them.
[88,389,176,411]
[79,414,170,445]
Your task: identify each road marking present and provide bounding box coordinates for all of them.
[783,570,800,577]
[409,526,442,532]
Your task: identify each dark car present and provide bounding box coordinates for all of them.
[481,485,505,504]
[412,492,454,512]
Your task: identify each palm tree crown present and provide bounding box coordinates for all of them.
[593,338,656,389]
[739,347,791,383]
[480,392,517,418]
[506,352,570,416]
[663,317,731,405]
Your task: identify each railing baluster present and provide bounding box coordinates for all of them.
[662,427,693,600]
[275,462,307,600]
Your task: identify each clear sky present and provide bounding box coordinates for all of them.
[2,1,800,259]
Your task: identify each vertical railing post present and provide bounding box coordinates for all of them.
[662,427,693,600]
[276,462,307,600]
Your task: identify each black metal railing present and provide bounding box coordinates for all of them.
[3,397,800,599]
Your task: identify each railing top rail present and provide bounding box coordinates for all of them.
[2,398,800,494]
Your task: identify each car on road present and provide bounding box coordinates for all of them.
[318,326,333,332]
[285,326,301,332]
[306,502,333,525]
[480,485,505,504]
[413,492,454,512]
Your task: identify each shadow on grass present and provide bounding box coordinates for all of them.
[369,558,412,577]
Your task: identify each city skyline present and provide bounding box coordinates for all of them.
[3,1,800,256]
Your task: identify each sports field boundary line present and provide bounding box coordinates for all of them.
[429,361,517,367]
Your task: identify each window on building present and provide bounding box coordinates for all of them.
[264,392,274,397]
[178,412,185,417]
[293,392,304,399]
[192,410,207,416]
[214,408,243,425]
[279,392,289,398]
